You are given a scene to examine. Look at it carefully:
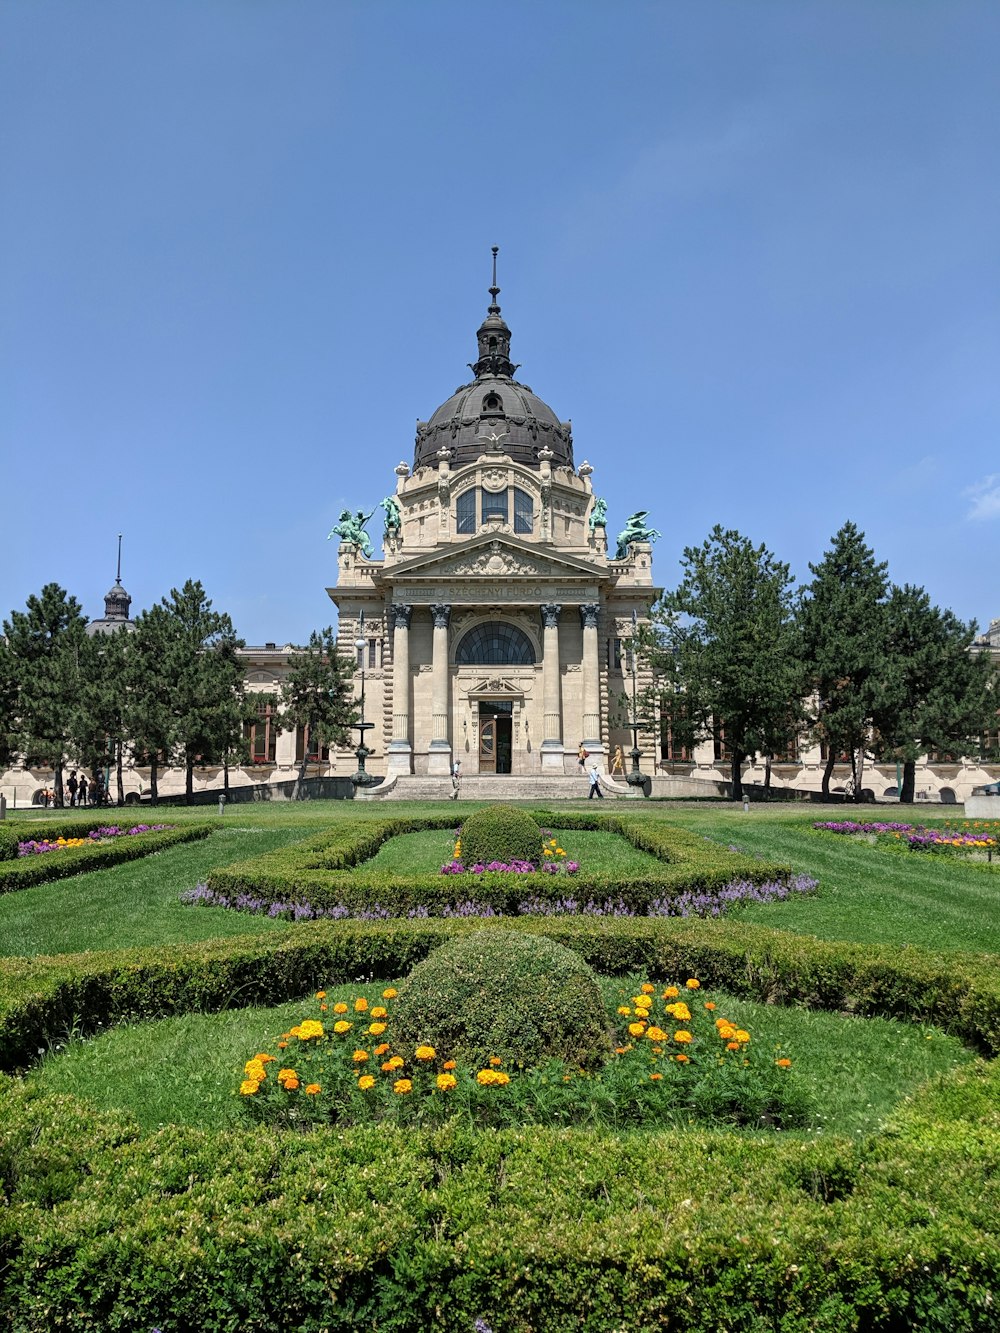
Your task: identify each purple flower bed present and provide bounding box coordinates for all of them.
[180,873,817,923]
[813,820,915,836]
[17,824,173,856]
[441,859,580,875]
[814,819,997,850]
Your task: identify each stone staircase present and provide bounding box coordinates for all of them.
[365,773,638,802]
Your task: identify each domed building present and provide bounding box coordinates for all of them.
[327,257,660,785]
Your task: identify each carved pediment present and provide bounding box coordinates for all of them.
[385,534,606,583]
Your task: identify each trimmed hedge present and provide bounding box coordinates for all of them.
[0,1059,998,1331]
[457,803,544,868]
[0,821,215,894]
[204,810,792,916]
[1,915,998,1073]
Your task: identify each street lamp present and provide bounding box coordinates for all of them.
[350,610,379,788]
[626,609,645,790]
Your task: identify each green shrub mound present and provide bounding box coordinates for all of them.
[458,804,543,869]
[390,928,612,1070]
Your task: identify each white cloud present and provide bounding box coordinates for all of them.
[964,473,1000,521]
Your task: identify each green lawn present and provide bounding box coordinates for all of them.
[366,826,668,875]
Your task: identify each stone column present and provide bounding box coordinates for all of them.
[539,603,564,771]
[386,603,412,776]
[427,604,452,775]
[580,603,603,754]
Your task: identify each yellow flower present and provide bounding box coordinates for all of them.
[354,998,369,1012]
[352,1050,369,1063]
[368,1022,387,1036]
[277,1068,296,1081]
[305,1083,321,1095]
[333,1002,348,1014]
[244,1058,266,1078]
[333,1020,352,1035]
[370,1006,387,1019]
[385,1055,404,1071]
[295,1019,324,1040]
[415,1045,437,1061]
[628,1022,646,1038]
[735,1029,750,1044]
[494,1071,510,1086]
[239,1079,260,1096]
[315,991,327,1000]
[617,1005,632,1016]
[686,978,701,990]
[673,1030,692,1044]
[632,995,651,1007]
[667,1002,691,1022]
[358,1074,375,1091]
[645,1026,667,1042]
[436,1073,457,1091]
[476,1069,496,1086]
[382,988,398,999]
[255,1053,275,1064]
[641,983,655,994]
[662,986,680,999]
[393,1078,412,1095]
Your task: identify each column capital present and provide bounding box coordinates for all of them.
[391,603,412,630]
[540,603,562,629]
[430,603,451,629]
[580,603,600,629]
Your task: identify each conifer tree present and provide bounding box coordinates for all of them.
[123,604,178,805]
[2,584,88,805]
[280,627,357,780]
[798,523,889,801]
[649,526,802,801]
[72,627,132,805]
[872,585,995,802]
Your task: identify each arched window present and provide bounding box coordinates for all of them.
[513,487,533,534]
[455,621,536,665]
[456,488,476,535]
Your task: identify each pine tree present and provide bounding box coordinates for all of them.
[159,581,245,803]
[2,584,88,806]
[123,604,178,805]
[649,526,802,802]
[872,585,995,802]
[798,523,889,801]
[279,627,357,780]
[72,627,131,805]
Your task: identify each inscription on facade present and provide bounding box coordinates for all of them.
[394,583,597,603]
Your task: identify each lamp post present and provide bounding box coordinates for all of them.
[626,609,645,789]
[350,611,379,788]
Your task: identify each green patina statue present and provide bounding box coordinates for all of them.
[328,507,375,559]
[588,496,608,532]
[614,511,661,560]
[380,495,402,537]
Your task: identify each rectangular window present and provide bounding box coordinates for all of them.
[368,638,377,669]
[456,489,476,535]
[244,701,278,764]
[513,487,533,534]
[296,725,329,763]
[481,488,508,524]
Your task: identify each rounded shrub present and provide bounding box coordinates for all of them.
[391,928,612,1070]
[458,804,542,869]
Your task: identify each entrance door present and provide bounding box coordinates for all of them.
[478,702,513,774]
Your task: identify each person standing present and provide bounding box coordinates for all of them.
[588,760,604,800]
[78,774,89,807]
[67,771,78,808]
[577,742,587,769]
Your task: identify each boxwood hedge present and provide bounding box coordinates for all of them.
[0,820,215,894]
[204,809,792,916]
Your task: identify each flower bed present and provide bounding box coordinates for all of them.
[815,818,999,855]
[17,824,172,856]
[236,975,808,1132]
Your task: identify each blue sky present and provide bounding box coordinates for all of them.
[3,2,998,644]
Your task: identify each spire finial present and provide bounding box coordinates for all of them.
[116,534,123,584]
[488,245,500,312]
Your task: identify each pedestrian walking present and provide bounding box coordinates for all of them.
[588,760,604,800]
[78,774,89,807]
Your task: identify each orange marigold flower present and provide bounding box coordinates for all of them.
[614,1045,632,1055]
[673,1030,692,1044]
[393,1079,412,1095]
[370,1006,387,1019]
[305,1084,321,1095]
[386,1055,404,1070]
[368,1022,387,1036]
[436,1073,457,1091]
[686,978,701,990]
[443,1059,457,1070]
[628,1022,646,1038]
[415,1045,437,1061]
[352,1050,369,1063]
[239,1080,260,1096]
[315,991,326,1000]
[277,1068,296,1081]
[277,1041,288,1050]
[283,1077,300,1091]
[641,982,656,994]
[489,1056,502,1067]
[645,1026,667,1042]
[358,1074,375,1091]
[649,1072,663,1081]
[320,1004,328,1012]
[776,1057,792,1068]
[374,1043,390,1056]
[382,988,398,999]
[333,1002,348,1014]
[726,1041,741,1052]
[703,1002,716,1011]
[662,986,680,999]
[333,1020,352,1035]
[675,1052,690,1064]
[735,1029,750,1043]
[354,998,369,1012]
